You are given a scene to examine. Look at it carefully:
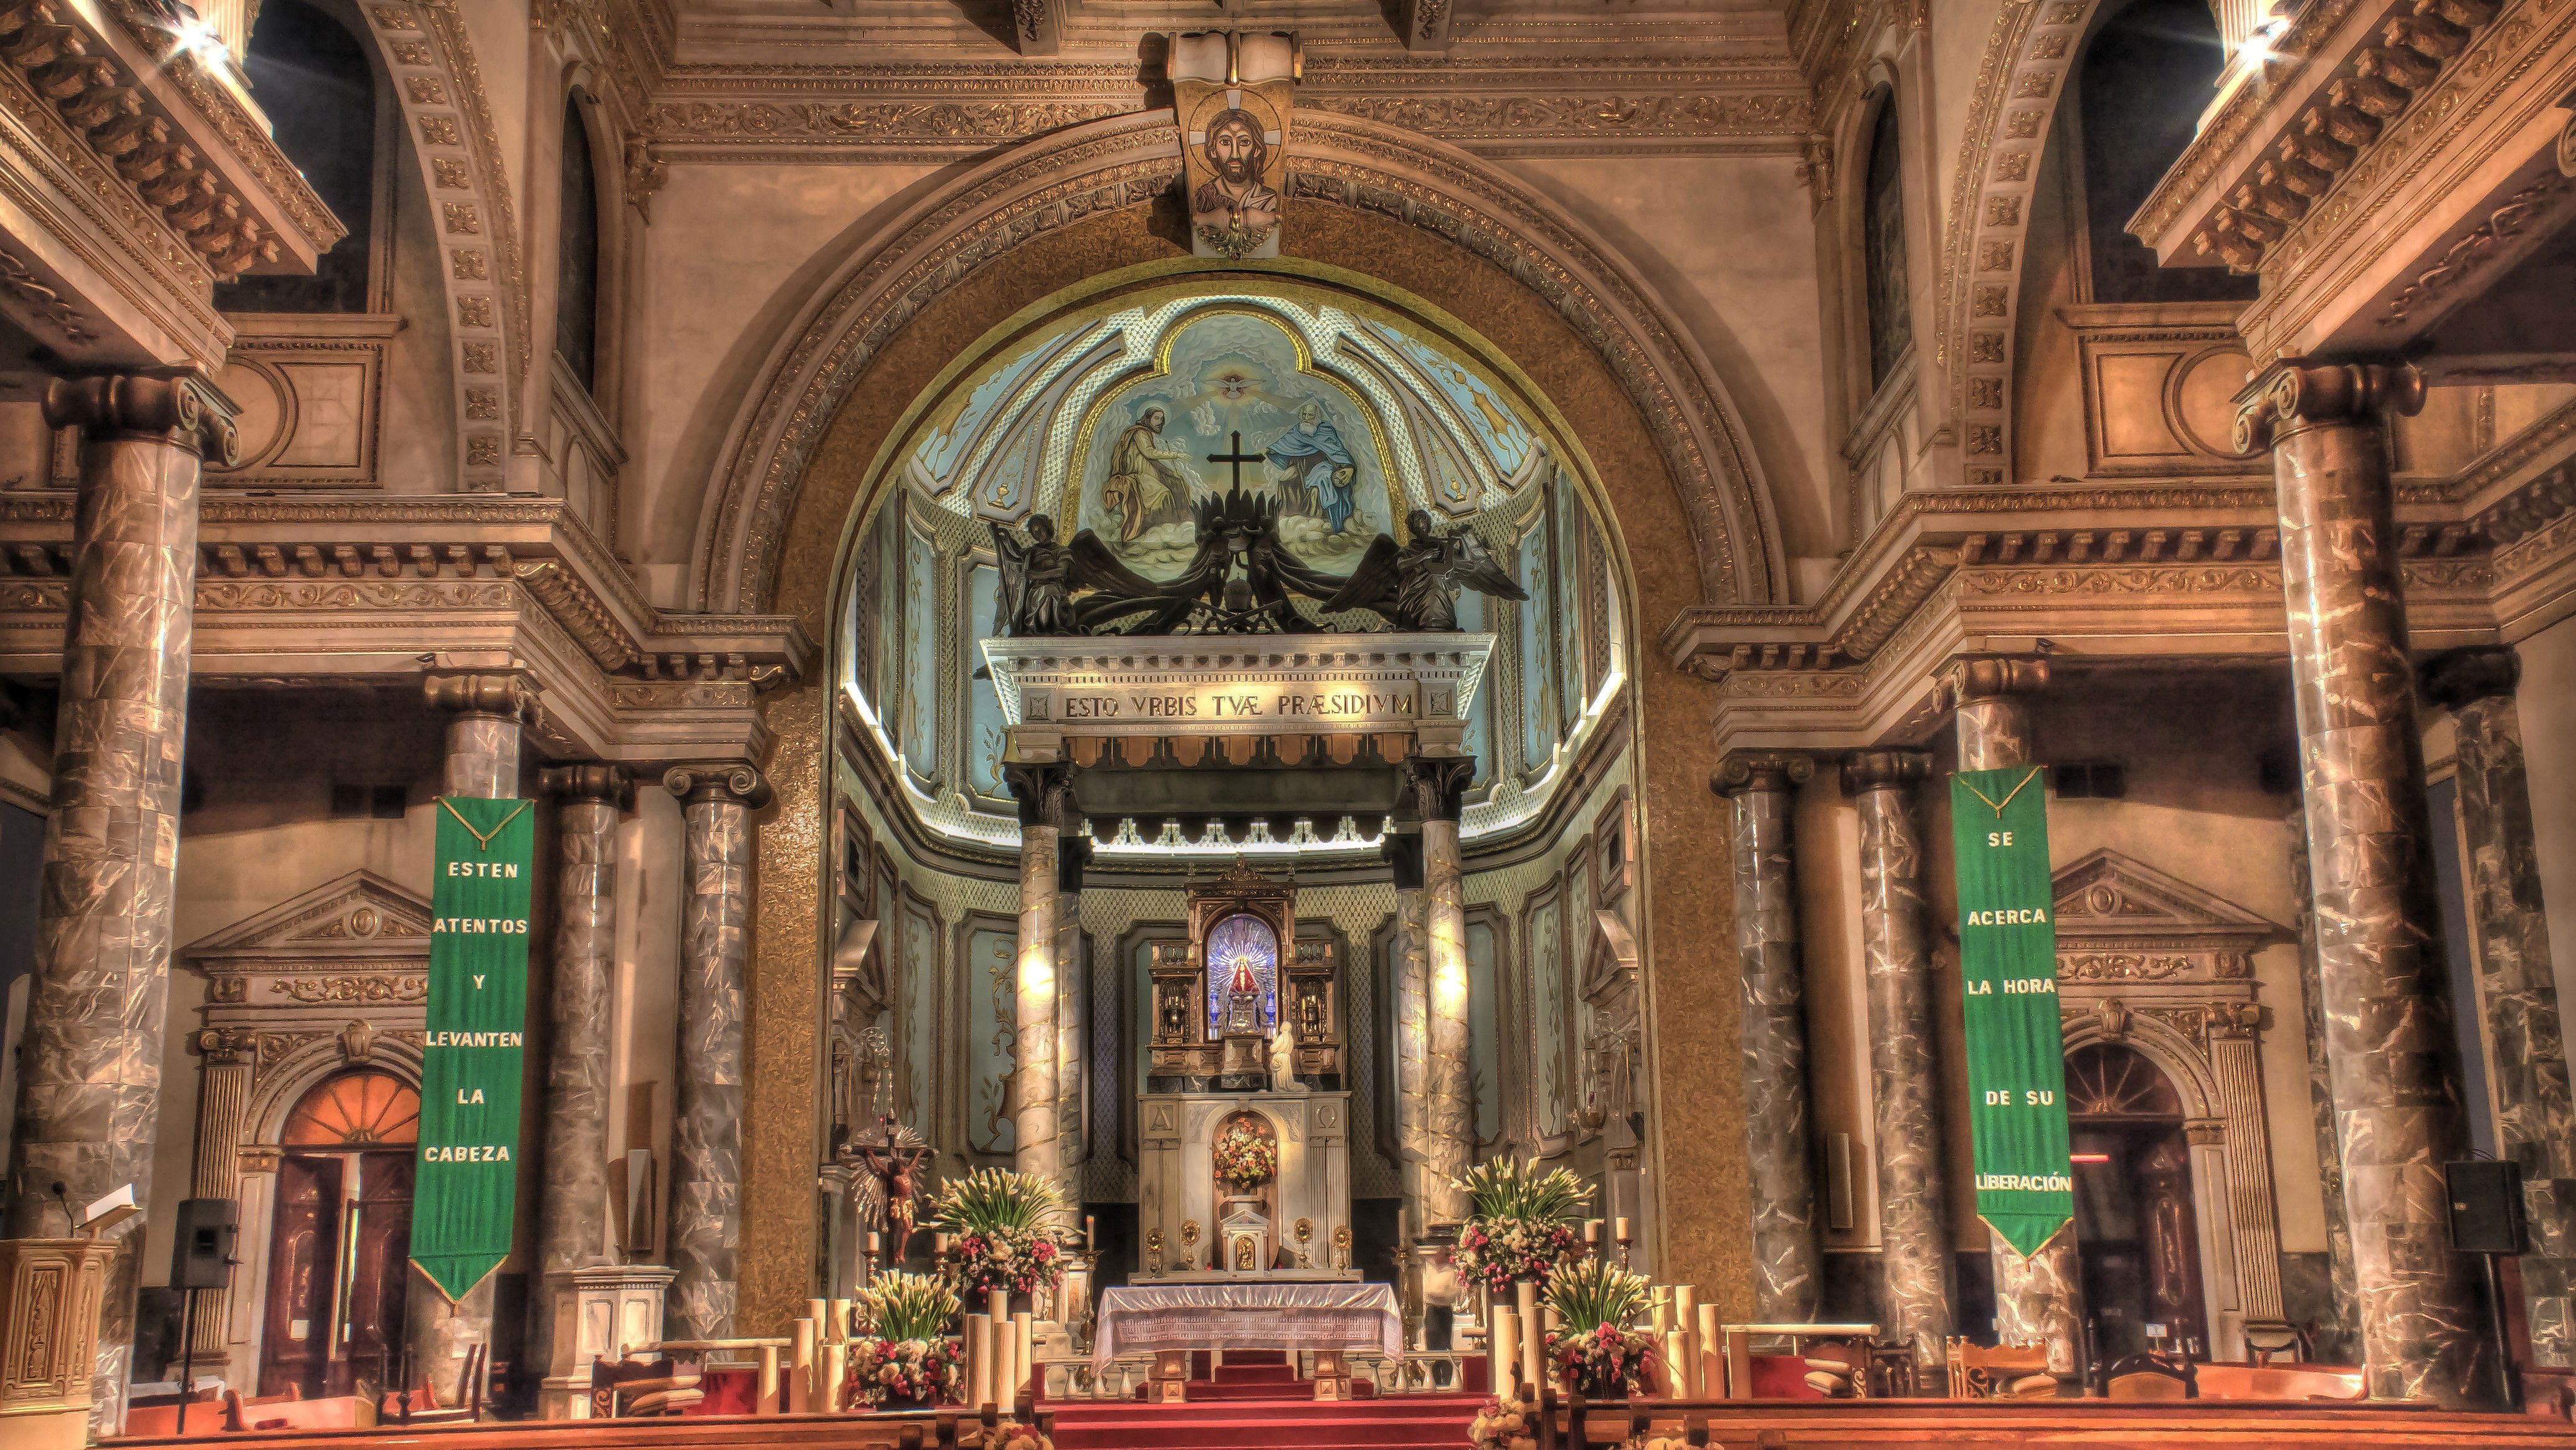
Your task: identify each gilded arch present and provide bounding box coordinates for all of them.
[693,108,1784,614]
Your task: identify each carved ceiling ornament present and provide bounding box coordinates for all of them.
[698,109,1774,615]
[353,1,523,493]
[1936,0,2101,488]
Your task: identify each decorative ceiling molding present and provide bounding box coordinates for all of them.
[693,107,1780,615]
[1935,0,2100,488]
[357,1,526,493]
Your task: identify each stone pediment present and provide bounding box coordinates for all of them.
[183,870,434,972]
[2051,849,2286,963]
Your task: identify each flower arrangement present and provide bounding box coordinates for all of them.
[1541,1257,1658,1400]
[1466,1396,1537,1450]
[1211,1125,1278,1189]
[847,1271,964,1408]
[1452,1157,1590,1292]
[929,1167,1068,1296]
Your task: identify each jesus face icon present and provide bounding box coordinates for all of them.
[1207,112,1263,189]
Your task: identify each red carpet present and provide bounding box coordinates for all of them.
[1049,1353,1480,1449]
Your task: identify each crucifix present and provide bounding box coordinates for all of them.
[1208,430,1266,493]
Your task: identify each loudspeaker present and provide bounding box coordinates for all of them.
[2446,1160,2528,1256]
[171,1198,237,1291]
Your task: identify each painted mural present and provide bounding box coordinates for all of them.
[1072,308,1393,583]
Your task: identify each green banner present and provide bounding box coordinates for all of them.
[412,795,536,1304]
[1950,766,2075,1260]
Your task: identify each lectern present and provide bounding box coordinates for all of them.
[0,1238,118,1449]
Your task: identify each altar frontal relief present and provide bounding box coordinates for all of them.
[412,796,536,1303]
[1950,767,2075,1259]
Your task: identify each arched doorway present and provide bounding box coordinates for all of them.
[259,1071,419,1400]
[2065,1043,2207,1362]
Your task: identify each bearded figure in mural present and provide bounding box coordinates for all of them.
[1191,108,1280,255]
[1267,400,1359,534]
[1103,404,1196,542]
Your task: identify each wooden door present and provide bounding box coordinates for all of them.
[343,1152,412,1400]
[260,1155,342,1399]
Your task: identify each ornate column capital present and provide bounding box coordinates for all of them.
[424,672,539,723]
[539,762,633,808]
[663,762,771,810]
[1713,749,1813,797]
[2419,647,2521,709]
[192,1026,258,1066]
[2233,360,2426,453]
[1937,656,2050,711]
[1400,754,1475,824]
[1003,761,1078,832]
[1842,749,1934,794]
[42,371,239,463]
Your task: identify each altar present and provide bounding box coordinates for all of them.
[1093,1278,1403,1402]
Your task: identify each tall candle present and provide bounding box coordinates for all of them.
[1584,1219,1601,1244]
[807,1299,829,1341]
[1515,1281,1542,1393]
[1694,1304,1722,1402]
[1673,1287,1698,1396]
[1012,1312,1035,1405]
[832,1298,854,1344]
[819,1342,848,1413]
[966,1314,992,1410]
[788,1318,815,1414]
[1662,1330,1687,1398]
[1491,1309,1521,1404]
[1615,1216,1632,1242]
[1085,1214,1096,1248]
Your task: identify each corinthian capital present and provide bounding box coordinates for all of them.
[1400,755,1475,825]
[43,372,239,463]
[2232,360,2425,453]
[663,762,772,810]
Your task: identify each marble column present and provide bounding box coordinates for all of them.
[533,765,630,1386]
[2237,361,2493,1406]
[1054,836,1089,1189]
[409,673,533,1408]
[1715,749,1821,1324]
[1004,764,1075,1208]
[2286,825,2363,1362]
[662,763,771,1340]
[2424,646,2576,1368]
[1,374,233,1429]
[1385,831,1433,1220]
[1844,749,1953,1369]
[1943,656,2084,1378]
[1409,757,1475,1228]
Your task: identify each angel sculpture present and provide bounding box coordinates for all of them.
[845,1111,933,1252]
[989,518,1081,636]
[1063,484,1349,636]
[1324,508,1529,630]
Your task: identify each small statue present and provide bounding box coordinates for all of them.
[847,1112,933,1251]
[1298,986,1324,1040]
[991,517,1078,636]
[1159,985,1189,1040]
[1324,509,1529,630]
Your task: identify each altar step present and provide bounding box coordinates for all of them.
[1048,1393,1484,1450]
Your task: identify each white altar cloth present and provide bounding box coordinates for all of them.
[1091,1281,1403,1371]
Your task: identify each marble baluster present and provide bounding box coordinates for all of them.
[1410,757,1476,1228]
[409,673,534,1408]
[1943,656,2085,1378]
[533,765,630,1389]
[2238,362,2493,1406]
[1845,749,1953,1370]
[1716,750,1821,1324]
[1385,830,1433,1223]
[2286,824,2362,1362]
[1004,764,1074,1208]
[0,376,232,1431]
[2424,646,2576,1368]
[663,764,771,1340]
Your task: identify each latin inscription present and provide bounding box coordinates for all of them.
[1053,685,1421,724]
